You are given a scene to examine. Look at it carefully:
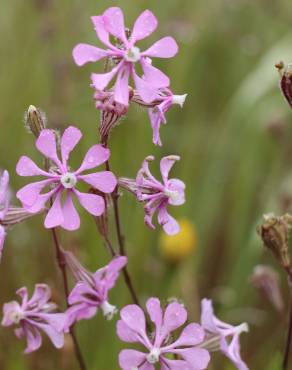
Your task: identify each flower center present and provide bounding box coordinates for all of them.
[9,309,24,324]
[172,94,188,107]
[146,348,161,364]
[124,46,141,62]
[164,188,180,202]
[61,172,77,189]
[100,301,118,320]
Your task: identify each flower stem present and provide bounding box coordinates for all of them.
[283,268,292,370]
[50,227,87,370]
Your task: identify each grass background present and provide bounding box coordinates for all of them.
[0,0,292,369]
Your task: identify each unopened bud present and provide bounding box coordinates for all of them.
[24,105,47,137]
[276,62,292,108]
[257,213,291,268]
[250,265,284,312]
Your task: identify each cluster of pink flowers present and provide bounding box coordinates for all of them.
[0,6,250,370]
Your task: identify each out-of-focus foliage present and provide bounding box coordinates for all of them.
[0,0,292,369]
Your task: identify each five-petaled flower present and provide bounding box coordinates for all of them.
[132,88,187,146]
[64,253,127,329]
[119,155,185,235]
[117,297,210,370]
[200,299,249,370]
[1,284,66,353]
[16,126,117,230]
[0,170,9,259]
[73,7,178,106]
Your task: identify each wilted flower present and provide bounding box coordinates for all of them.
[16,126,117,230]
[2,284,66,353]
[132,88,187,146]
[117,297,210,370]
[73,7,178,106]
[200,299,249,370]
[119,155,185,235]
[64,252,127,328]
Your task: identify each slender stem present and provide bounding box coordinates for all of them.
[50,227,87,370]
[283,269,292,370]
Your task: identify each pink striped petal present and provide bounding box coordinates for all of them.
[114,66,130,106]
[16,156,51,177]
[131,10,158,43]
[76,144,110,174]
[61,126,82,165]
[74,190,105,216]
[44,191,64,228]
[61,192,80,231]
[141,60,169,88]
[143,37,178,58]
[16,179,55,207]
[36,130,61,167]
[103,7,127,44]
[91,64,120,90]
[119,349,146,370]
[73,44,108,66]
[133,72,159,103]
[80,171,117,193]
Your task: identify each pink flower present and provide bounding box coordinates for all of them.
[120,155,185,235]
[73,7,178,106]
[1,284,66,354]
[16,126,117,230]
[117,297,210,370]
[64,253,127,329]
[0,170,10,259]
[200,299,249,370]
[132,88,187,146]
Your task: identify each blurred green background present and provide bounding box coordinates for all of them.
[1,0,292,369]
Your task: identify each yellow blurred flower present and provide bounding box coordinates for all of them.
[159,218,197,263]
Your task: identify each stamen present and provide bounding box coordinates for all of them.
[124,46,141,62]
[146,348,161,364]
[61,172,77,189]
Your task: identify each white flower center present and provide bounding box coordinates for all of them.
[146,348,161,364]
[164,188,180,202]
[124,46,141,62]
[235,322,249,334]
[9,309,24,324]
[172,94,188,107]
[61,172,77,189]
[100,301,118,320]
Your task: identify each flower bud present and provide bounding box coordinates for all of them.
[24,105,47,137]
[276,61,292,108]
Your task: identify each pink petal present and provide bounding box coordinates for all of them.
[23,325,42,354]
[148,109,162,146]
[143,37,178,58]
[114,66,130,106]
[120,305,146,336]
[96,256,127,289]
[91,64,120,91]
[141,60,169,88]
[79,171,117,193]
[162,302,187,337]
[91,16,111,48]
[16,287,29,304]
[200,299,218,333]
[16,156,51,177]
[171,323,205,348]
[174,348,210,370]
[16,179,55,208]
[167,179,185,206]
[2,301,21,326]
[140,363,155,370]
[76,144,110,174]
[131,10,158,43]
[161,359,193,370]
[102,7,127,43]
[116,319,139,343]
[65,303,97,330]
[133,71,159,103]
[0,226,6,260]
[160,156,180,183]
[73,44,108,66]
[61,192,80,231]
[158,207,180,235]
[118,349,146,370]
[44,191,64,229]
[25,188,57,214]
[34,322,64,349]
[61,126,82,165]
[36,129,62,167]
[0,170,9,215]
[146,297,163,333]
[74,190,105,216]
[29,284,51,307]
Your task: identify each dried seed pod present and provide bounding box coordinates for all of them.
[24,105,47,137]
[276,62,292,108]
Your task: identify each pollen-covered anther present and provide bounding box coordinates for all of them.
[146,347,161,364]
[61,173,77,189]
[124,46,141,62]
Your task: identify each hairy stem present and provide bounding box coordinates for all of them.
[50,227,87,370]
